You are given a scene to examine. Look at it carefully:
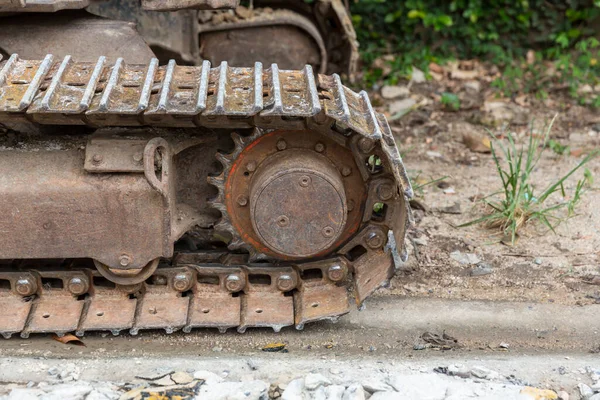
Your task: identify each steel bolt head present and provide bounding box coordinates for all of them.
[347,199,355,212]
[299,175,311,187]
[246,161,257,172]
[237,195,248,207]
[277,274,296,291]
[173,273,192,292]
[341,166,352,177]
[358,137,375,153]
[377,183,395,201]
[67,277,88,295]
[322,226,335,238]
[15,278,37,296]
[92,154,103,164]
[327,264,347,282]
[315,142,325,153]
[225,274,244,292]
[119,255,132,267]
[276,139,287,151]
[366,230,385,249]
[133,153,143,164]
[277,215,290,227]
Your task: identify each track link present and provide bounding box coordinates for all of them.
[0,54,412,337]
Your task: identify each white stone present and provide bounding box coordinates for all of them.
[304,373,331,390]
[86,388,121,400]
[450,251,481,265]
[369,392,403,400]
[192,370,224,384]
[381,85,410,100]
[411,67,426,84]
[171,371,194,385]
[464,80,481,92]
[589,394,600,400]
[41,384,93,400]
[470,366,500,380]
[580,383,595,399]
[361,378,392,394]
[7,388,44,400]
[389,98,416,116]
[281,378,305,400]
[342,383,366,400]
[195,380,268,400]
[326,385,345,400]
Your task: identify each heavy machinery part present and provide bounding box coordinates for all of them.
[0,0,90,12]
[0,54,412,336]
[0,12,155,64]
[142,0,239,11]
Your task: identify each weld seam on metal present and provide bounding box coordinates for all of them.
[41,55,71,111]
[360,90,382,140]
[304,65,321,116]
[333,74,350,122]
[158,59,176,112]
[138,58,158,112]
[19,54,53,111]
[80,56,106,111]
[253,62,263,113]
[196,60,210,112]
[0,54,18,86]
[215,61,228,114]
[99,58,123,112]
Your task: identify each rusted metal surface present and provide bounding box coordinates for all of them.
[0,13,155,64]
[142,0,239,11]
[0,55,412,335]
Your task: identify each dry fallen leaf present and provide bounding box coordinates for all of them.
[52,333,86,347]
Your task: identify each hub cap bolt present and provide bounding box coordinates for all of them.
[119,255,132,267]
[366,230,385,249]
[276,139,287,151]
[358,137,375,153]
[347,199,355,212]
[277,215,290,227]
[299,175,311,187]
[246,161,257,172]
[173,273,192,292]
[15,278,37,296]
[277,274,295,291]
[327,264,347,282]
[92,154,103,164]
[322,226,335,238]
[377,183,395,201]
[341,167,352,177]
[225,274,244,293]
[237,195,248,207]
[67,277,88,295]
[315,143,325,153]
[133,153,143,164]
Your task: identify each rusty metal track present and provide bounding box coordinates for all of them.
[0,54,412,337]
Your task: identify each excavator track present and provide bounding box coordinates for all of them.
[0,54,412,338]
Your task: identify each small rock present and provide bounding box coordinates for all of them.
[557,390,569,400]
[198,380,269,400]
[412,237,428,246]
[499,342,510,349]
[589,394,600,400]
[362,378,392,394]
[591,381,600,392]
[440,202,461,214]
[43,384,93,400]
[343,383,366,400]
[447,364,470,378]
[411,66,426,84]
[426,151,442,158]
[235,5,252,19]
[325,385,346,400]
[212,346,223,352]
[534,258,543,265]
[305,373,332,390]
[470,366,499,380]
[470,262,494,277]
[579,383,595,399]
[329,368,341,375]
[7,388,44,400]
[464,80,481,92]
[413,344,426,350]
[282,378,305,400]
[389,98,416,116]
[171,371,193,385]
[462,131,491,153]
[450,251,481,265]
[369,392,403,400]
[381,85,410,100]
[192,370,224,384]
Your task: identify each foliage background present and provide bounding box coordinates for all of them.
[349,0,600,97]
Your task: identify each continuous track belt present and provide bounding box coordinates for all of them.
[0,54,413,338]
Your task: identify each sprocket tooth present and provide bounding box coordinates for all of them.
[216,152,235,165]
[228,238,245,250]
[231,132,246,149]
[207,175,225,187]
[214,221,235,235]
[248,248,268,262]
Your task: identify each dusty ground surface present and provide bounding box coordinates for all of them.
[371,61,600,307]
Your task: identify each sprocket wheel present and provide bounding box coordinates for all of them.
[208,128,367,261]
